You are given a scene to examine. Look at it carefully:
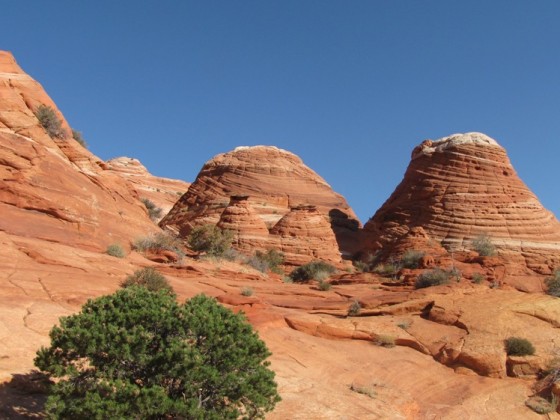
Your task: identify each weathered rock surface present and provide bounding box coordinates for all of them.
[105,157,190,220]
[361,132,560,288]
[0,51,161,251]
[160,145,360,257]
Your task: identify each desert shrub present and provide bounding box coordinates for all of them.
[348,300,361,316]
[282,276,293,284]
[35,289,280,419]
[415,268,452,289]
[349,383,376,398]
[525,396,557,414]
[35,104,66,139]
[71,129,87,148]
[352,260,370,273]
[187,224,234,257]
[246,249,284,273]
[401,250,425,269]
[241,287,254,297]
[133,232,184,256]
[106,243,125,258]
[545,270,560,297]
[375,335,396,348]
[317,279,332,291]
[472,234,496,257]
[141,198,163,221]
[397,320,412,330]
[121,267,172,292]
[505,337,535,356]
[372,263,399,277]
[471,273,485,284]
[289,260,336,283]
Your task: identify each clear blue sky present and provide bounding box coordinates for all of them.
[3,1,559,223]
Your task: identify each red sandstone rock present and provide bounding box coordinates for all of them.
[160,145,361,257]
[361,133,560,289]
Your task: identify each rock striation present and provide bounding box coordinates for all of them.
[360,132,560,279]
[160,145,360,260]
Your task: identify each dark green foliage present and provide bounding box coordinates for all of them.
[71,129,87,148]
[414,268,452,289]
[121,267,172,292]
[35,104,66,139]
[505,337,535,356]
[141,198,163,221]
[35,288,280,419]
[400,250,425,269]
[472,234,496,257]
[289,260,336,283]
[106,243,125,258]
[545,270,560,297]
[187,224,234,256]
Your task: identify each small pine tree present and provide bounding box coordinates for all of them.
[35,288,280,419]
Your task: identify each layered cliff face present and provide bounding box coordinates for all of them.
[361,132,560,276]
[160,145,360,258]
[0,51,162,250]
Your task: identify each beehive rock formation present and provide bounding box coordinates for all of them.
[160,145,360,257]
[270,205,341,265]
[0,51,164,250]
[217,196,271,253]
[361,132,560,278]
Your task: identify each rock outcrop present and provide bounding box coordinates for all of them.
[361,133,560,285]
[0,51,168,250]
[160,145,360,258]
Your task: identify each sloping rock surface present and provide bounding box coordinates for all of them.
[160,145,360,256]
[361,133,560,280]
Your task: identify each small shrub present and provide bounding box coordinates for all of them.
[353,260,369,273]
[289,261,336,283]
[349,383,376,398]
[133,232,183,256]
[121,267,172,292]
[282,276,293,284]
[472,234,496,257]
[545,270,560,297]
[187,225,234,257]
[141,198,163,221]
[525,396,557,414]
[71,129,87,148]
[415,268,452,289]
[106,243,125,258]
[317,280,332,291]
[348,300,361,316]
[35,104,66,139]
[247,249,284,273]
[375,335,396,348]
[471,273,485,284]
[401,250,425,269]
[397,320,411,330]
[241,287,253,297]
[505,337,535,356]
[372,263,399,277]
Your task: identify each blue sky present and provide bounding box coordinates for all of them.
[3,1,559,223]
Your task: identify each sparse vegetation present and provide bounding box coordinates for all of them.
[317,279,332,291]
[414,268,452,289]
[132,231,184,258]
[187,224,234,257]
[71,129,87,148]
[35,289,280,418]
[525,395,558,415]
[241,287,254,297]
[121,267,172,292]
[352,260,370,273]
[505,337,535,356]
[372,262,400,277]
[35,104,66,139]
[375,335,396,348]
[289,260,336,283]
[545,269,560,297]
[141,198,163,221]
[246,249,284,273]
[348,300,361,316]
[349,383,376,398]
[397,320,412,330]
[401,250,425,269]
[472,233,496,257]
[471,273,485,284]
[106,243,125,258]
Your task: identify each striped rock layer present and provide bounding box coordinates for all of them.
[361,132,560,275]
